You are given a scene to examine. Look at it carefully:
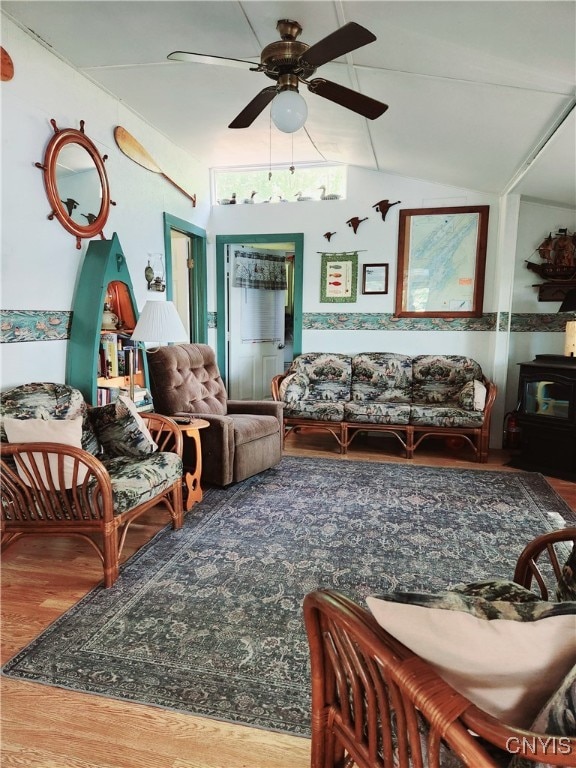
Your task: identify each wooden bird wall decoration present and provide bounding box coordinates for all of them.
[324,231,336,241]
[346,216,368,234]
[372,199,401,221]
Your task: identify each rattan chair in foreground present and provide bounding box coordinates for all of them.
[304,528,576,768]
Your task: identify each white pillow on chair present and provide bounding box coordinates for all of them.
[367,581,576,729]
[3,416,88,489]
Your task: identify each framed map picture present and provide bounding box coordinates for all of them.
[395,206,489,317]
[320,252,358,303]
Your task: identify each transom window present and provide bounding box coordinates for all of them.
[212,165,346,205]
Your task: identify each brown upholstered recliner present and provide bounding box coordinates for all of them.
[146,344,283,487]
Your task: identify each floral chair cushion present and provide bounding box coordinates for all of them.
[0,382,100,455]
[100,452,183,514]
[557,543,576,602]
[350,353,413,404]
[412,355,484,406]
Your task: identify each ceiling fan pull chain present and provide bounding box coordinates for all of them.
[268,111,273,181]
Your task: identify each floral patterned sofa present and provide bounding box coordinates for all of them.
[271,353,497,462]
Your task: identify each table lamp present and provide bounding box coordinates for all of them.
[559,288,576,357]
[128,300,188,400]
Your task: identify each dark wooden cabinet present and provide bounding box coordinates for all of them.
[513,355,576,480]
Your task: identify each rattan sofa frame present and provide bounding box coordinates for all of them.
[272,373,497,462]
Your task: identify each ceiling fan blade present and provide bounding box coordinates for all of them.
[308,78,388,120]
[301,22,376,68]
[228,86,277,129]
[167,51,258,69]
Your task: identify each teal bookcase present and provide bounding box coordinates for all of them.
[66,233,149,405]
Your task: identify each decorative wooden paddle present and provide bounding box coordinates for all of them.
[114,126,196,207]
[1,47,14,81]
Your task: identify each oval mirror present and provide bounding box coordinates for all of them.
[37,119,112,249]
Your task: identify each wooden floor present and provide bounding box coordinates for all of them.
[2,434,575,768]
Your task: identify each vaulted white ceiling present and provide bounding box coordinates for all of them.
[3,0,575,206]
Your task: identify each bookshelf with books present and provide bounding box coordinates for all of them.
[66,234,151,407]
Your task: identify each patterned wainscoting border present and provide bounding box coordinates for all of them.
[1,310,567,342]
[510,313,567,333]
[1,310,71,343]
[303,312,497,331]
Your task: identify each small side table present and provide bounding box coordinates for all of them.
[173,418,210,511]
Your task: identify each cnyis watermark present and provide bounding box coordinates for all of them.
[506,736,572,756]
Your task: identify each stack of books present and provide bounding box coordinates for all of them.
[120,386,154,413]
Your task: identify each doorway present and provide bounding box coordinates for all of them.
[216,233,303,396]
[163,213,207,342]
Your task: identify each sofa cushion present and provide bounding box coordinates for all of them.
[279,372,309,403]
[344,400,411,425]
[458,379,487,411]
[3,415,89,489]
[100,451,183,514]
[412,355,483,405]
[89,396,158,458]
[410,403,485,427]
[367,580,576,729]
[283,400,345,422]
[0,382,100,455]
[350,353,413,403]
[289,353,352,402]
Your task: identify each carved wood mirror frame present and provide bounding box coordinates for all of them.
[36,119,113,249]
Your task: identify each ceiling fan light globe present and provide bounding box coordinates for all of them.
[271,90,307,133]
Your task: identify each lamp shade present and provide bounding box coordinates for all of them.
[131,300,188,343]
[559,288,576,313]
[271,90,308,133]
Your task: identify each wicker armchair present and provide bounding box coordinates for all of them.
[1,384,184,587]
[304,528,576,768]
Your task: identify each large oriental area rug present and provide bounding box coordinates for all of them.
[3,457,574,736]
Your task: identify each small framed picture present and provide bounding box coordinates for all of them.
[320,252,358,303]
[362,263,389,295]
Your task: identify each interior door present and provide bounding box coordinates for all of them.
[228,244,288,400]
[171,229,193,338]
[163,213,207,343]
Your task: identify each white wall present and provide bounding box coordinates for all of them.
[1,18,210,389]
[209,165,500,372]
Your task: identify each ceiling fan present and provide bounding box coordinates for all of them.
[168,19,388,129]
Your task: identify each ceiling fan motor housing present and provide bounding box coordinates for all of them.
[260,20,317,81]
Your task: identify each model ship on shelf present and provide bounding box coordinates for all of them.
[526,228,576,280]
